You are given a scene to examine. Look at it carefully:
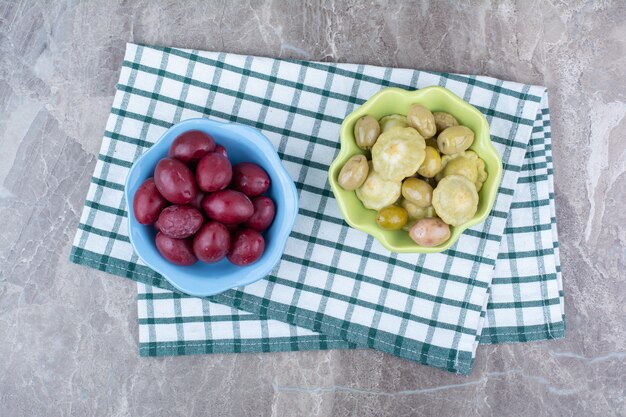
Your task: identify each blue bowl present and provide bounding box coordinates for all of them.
[125,118,299,297]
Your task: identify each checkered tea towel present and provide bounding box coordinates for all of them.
[70,43,564,374]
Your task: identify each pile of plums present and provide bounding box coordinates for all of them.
[132,130,276,266]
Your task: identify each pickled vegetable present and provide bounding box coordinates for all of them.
[354,116,381,150]
[338,154,369,191]
[196,152,233,192]
[355,162,402,210]
[379,114,408,132]
[155,232,197,266]
[244,196,276,231]
[371,127,426,181]
[202,190,254,224]
[417,146,442,178]
[401,178,433,208]
[437,150,488,191]
[156,205,204,239]
[376,205,408,230]
[438,151,479,184]
[409,218,451,246]
[437,125,474,155]
[168,130,215,166]
[407,104,436,139]
[231,162,270,197]
[433,112,458,134]
[228,229,265,266]
[133,178,169,225]
[154,158,197,204]
[432,175,479,226]
[193,222,230,263]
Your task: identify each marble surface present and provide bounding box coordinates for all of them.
[1,1,625,416]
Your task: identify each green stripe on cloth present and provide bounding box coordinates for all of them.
[70,43,564,375]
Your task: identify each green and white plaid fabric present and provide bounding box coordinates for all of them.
[70,43,564,374]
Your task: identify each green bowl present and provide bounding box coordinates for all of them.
[328,86,503,253]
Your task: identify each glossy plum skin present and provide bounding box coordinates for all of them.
[133,178,169,225]
[193,222,231,263]
[155,232,197,266]
[230,162,270,197]
[196,153,233,192]
[154,158,197,204]
[157,205,204,239]
[168,130,216,166]
[243,196,275,231]
[202,190,254,224]
[228,229,265,266]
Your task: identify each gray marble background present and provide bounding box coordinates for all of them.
[1,1,625,416]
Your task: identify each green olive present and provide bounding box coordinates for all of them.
[433,112,459,134]
[354,116,381,150]
[437,125,474,155]
[401,178,433,208]
[407,104,436,139]
[417,146,442,178]
[379,114,408,132]
[338,154,369,191]
[376,205,408,230]
[409,217,451,247]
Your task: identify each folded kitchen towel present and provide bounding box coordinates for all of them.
[70,43,564,374]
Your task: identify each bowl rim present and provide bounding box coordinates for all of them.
[328,86,503,253]
[124,117,299,297]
